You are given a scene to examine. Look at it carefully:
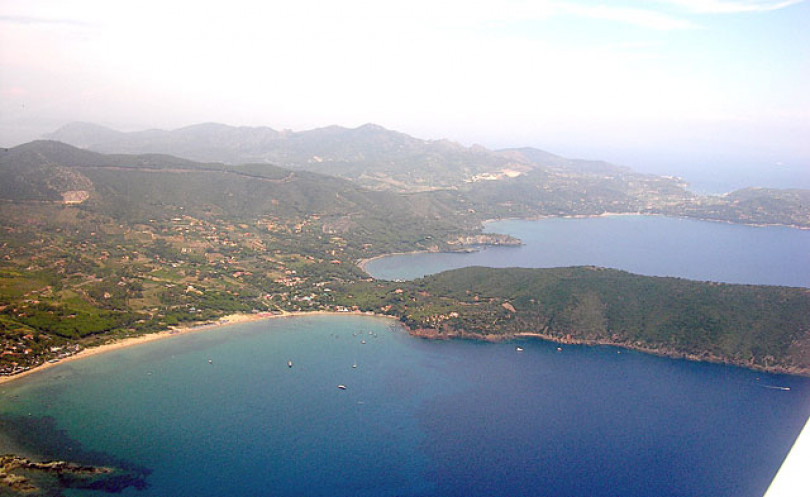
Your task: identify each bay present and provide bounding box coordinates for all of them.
[363,215,810,287]
[1,315,809,497]
[2,215,810,496]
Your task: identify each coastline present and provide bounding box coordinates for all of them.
[407,327,810,377]
[356,250,431,273]
[482,211,810,231]
[359,212,807,277]
[0,310,390,387]
[355,215,643,272]
[1,303,806,387]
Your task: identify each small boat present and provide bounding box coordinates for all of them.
[352,363,357,369]
[361,340,366,344]
[288,360,293,368]
[763,385,791,391]
[515,346,524,352]
[208,359,213,364]
[556,347,563,352]
[337,385,347,390]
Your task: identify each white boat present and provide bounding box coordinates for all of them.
[288,360,293,368]
[337,384,347,390]
[515,346,524,352]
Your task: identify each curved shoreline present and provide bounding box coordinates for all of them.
[407,327,810,377]
[356,250,429,273]
[482,211,810,231]
[2,307,806,388]
[0,311,392,387]
[358,212,809,276]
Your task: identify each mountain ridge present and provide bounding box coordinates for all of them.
[45,122,607,191]
[20,128,810,228]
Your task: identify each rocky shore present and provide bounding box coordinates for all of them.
[1,455,111,493]
[407,326,810,377]
[0,453,149,495]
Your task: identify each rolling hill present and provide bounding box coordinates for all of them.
[336,266,810,375]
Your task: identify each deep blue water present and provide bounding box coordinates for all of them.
[364,216,810,287]
[1,314,808,497]
[1,215,809,496]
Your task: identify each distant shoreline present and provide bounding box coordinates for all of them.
[357,212,808,276]
[482,211,810,231]
[0,311,392,387]
[356,250,429,273]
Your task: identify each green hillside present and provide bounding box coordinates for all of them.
[335,267,810,374]
[0,141,475,250]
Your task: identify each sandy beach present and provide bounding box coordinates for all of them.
[0,310,368,387]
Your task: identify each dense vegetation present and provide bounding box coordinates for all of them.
[334,267,810,373]
[1,139,808,377]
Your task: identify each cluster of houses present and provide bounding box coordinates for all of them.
[0,341,82,376]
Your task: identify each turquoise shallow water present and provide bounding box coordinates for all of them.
[1,314,809,497]
[364,216,810,287]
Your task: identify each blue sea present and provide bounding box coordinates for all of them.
[364,215,810,287]
[1,215,809,497]
[1,315,808,497]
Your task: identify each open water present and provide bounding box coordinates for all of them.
[364,216,810,287]
[1,215,809,496]
[1,314,808,497]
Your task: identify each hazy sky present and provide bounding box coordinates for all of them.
[1,0,808,182]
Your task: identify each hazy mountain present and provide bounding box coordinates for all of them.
[45,122,550,191]
[38,122,810,227]
[45,122,283,164]
[0,141,478,246]
[497,147,633,176]
[41,122,127,149]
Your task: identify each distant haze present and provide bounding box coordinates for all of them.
[2,0,808,190]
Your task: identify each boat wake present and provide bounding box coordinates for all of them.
[761,385,791,391]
